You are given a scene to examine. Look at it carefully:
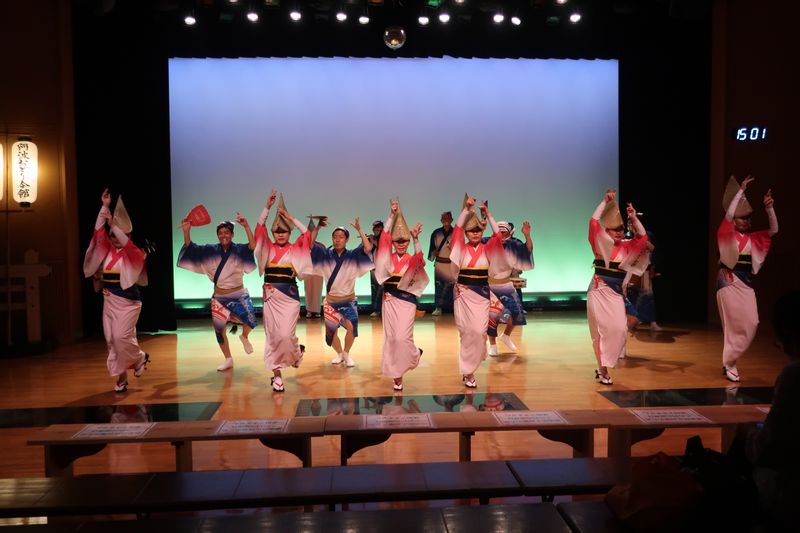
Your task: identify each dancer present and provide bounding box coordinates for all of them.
[254,191,314,392]
[84,189,149,392]
[311,217,373,367]
[487,221,533,356]
[374,199,429,391]
[587,189,649,385]
[428,211,456,316]
[303,215,325,318]
[368,219,384,317]
[178,208,257,371]
[449,195,507,388]
[717,176,778,382]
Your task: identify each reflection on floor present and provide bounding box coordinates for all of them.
[0,402,221,428]
[295,393,528,416]
[598,387,773,408]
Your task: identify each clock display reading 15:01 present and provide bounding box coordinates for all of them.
[735,126,767,141]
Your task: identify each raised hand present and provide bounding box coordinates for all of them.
[763,188,774,208]
[410,223,423,239]
[390,198,399,214]
[522,221,532,236]
[351,217,362,232]
[235,212,250,228]
[741,175,755,190]
[604,189,616,203]
[465,196,476,209]
[266,189,277,209]
[626,203,638,220]
[278,206,292,220]
[101,188,111,207]
[100,209,112,225]
[180,217,191,231]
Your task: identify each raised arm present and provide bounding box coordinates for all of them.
[352,217,372,253]
[626,203,646,236]
[521,221,533,253]
[410,223,423,255]
[456,196,476,228]
[725,176,753,221]
[479,202,499,234]
[385,198,399,233]
[96,188,112,230]
[236,212,256,250]
[593,189,615,221]
[181,217,192,247]
[764,189,778,236]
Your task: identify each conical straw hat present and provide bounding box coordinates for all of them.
[599,199,623,229]
[271,194,294,232]
[462,193,484,232]
[391,206,412,242]
[113,195,133,234]
[722,175,753,217]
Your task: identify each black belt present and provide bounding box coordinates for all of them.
[458,268,488,286]
[593,259,625,279]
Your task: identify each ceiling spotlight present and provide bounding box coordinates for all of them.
[289,9,301,21]
[184,14,196,25]
[438,12,450,23]
[336,11,347,22]
[511,16,521,26]
[359,14,369,24]
[418,15,430,25]
[545,15,560,26]
[556,0,568,4]
[569,12,581,23]
[453,0,466,4]
[493,13,504,23]
[246,11,259,22]
[229,0,239,3]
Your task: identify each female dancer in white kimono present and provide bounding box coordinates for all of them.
[587,189,649,385]
[178,211,257,371]
[84,189,149,392]
[717,176,778,382]
[487,221,533,356]
[254,190,314,392]
[311,219,373,368]
[374,199,429,391]
[450,195,507,388]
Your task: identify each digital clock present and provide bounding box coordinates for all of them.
[734,126,767,141]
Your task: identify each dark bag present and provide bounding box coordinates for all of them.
[605,452,704,533]
[681,435,758,531]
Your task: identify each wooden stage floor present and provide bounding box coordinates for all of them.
[0,311,785,480]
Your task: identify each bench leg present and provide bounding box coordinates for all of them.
[259,436,313,467]
[44,444,106,477]
[538,428,595,457]
[339,433,391,465]
[172,440,193,471]
[459,431,474,462]
[608,428,665,457]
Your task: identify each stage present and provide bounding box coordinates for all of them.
[0,311,784,481]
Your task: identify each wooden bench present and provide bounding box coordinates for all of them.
[27,417,325,476]
[323,406,768,463]
[0,503,575,532]
[27,406,766,480]
[509,457,633,502]
[557,501,629,533]
[0,458,639,520]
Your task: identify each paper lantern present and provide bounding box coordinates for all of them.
[12,140,38,205]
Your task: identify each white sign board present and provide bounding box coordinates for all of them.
[630,409,711,424]
[365,414,432,429]
[493,411,568,426]
[215,419,288,435]
[72,423,155,439]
